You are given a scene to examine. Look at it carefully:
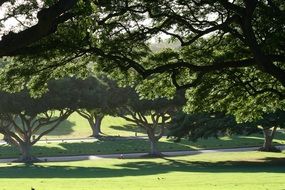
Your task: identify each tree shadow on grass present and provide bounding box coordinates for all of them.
[0,139,195,159]
[171,131,285,150]
[109,124,146,134]
[109,124,170,136]
[0,156,284,178]
[34,119,76,136]
[1,133,284,160]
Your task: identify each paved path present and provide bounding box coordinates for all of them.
[0,145,284,163]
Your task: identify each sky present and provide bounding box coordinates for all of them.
[0,0,42,38]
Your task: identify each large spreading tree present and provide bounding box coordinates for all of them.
[0,1,284,143]
[0,87,74,162]
[0,0,284,90]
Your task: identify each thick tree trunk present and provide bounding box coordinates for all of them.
[259,126,280,152]
[90,115,104,138]
[18,142,38,163]
[149,139,160,156]
[147,129,162,157]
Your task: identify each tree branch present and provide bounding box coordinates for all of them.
[0,0,79,57]
[32,109,72,144]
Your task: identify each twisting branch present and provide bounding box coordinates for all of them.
[0,0,79,56]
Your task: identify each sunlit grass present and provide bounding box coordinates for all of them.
[39,113,146,139]
[0,151,284,190]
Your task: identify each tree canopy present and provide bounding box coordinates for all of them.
[0,0,284,124]
[0,0,284,86]
[168,112,259,142]
[0,84,74,162]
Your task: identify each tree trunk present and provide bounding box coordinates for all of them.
[18,142,38,163]
[147,129,162,157]
[149,139,160,156]
[90,115,104,138]
[259,126,280,152]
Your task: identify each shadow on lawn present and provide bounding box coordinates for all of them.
[1,132,284,159]
[34,119,76,136]
[181,132,285,150]
[109,124,170,136]
[0,156,284,178]
[0,139,194,158]
[109,124,146,134]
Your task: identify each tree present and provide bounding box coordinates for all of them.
[254,111,285,152]
[0,0,284,88]
[0,1,283,143]
[0,75,138,162]
[168,111,285,152]
[76,109,105,138]
[168,112,259,142]
[118,90,185,156]
[0,89,73,163]
[0,75,116,161]
[59,76,110,138]
[70,75,131,138]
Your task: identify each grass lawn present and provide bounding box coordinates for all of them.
[1,132,285,159]
[0,113,145,140]
[0,151,284,190]
[35,113,145,139]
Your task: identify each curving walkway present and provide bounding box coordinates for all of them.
[0,145,284,163]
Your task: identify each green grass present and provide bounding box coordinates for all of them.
[0,112,284,159]
[1,132,285,159]
[0,113,145,140]
[36,113,146,138]
[0,151,284,190]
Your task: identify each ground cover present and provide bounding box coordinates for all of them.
[0,151,284,190]
[0,132,284,159]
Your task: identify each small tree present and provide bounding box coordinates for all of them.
[58,76,108,138]
[77,109,105,137]
[120,107,171,156]
[118,90,185,156]
[71,76,130,138]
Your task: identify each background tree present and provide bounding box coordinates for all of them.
[168,110,285,152]
[74,76,130,138]
[61,76,109,138]
[168,112,259,142]
[118,90,185,156]
[76,109,105,138]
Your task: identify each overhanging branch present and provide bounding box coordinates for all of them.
[0,0,79,57]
